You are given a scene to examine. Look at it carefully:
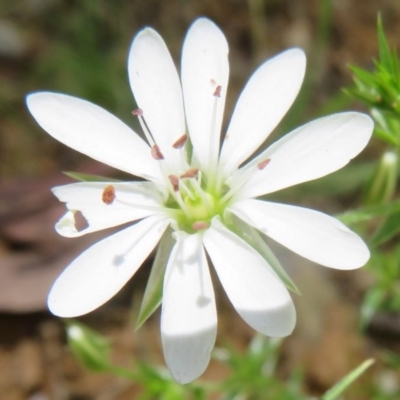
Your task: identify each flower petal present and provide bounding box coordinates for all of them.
[203,218,295,337]
[48,216,169,317]
[128,27,186,172]
[161,232,217,384]
[52,181,165,237]
[26,92,160,181]
[220,48,306,175]
[230,199,370,270]
[233,112,374,199]
[181,18,229,174]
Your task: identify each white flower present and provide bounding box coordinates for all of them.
[26,18,373,383]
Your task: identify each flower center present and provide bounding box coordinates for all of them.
[163,170,225,234]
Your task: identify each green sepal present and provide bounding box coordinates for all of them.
[135,227,175,330]
[63,171,120,182]
[321,358,374,400]
[65,320,111,372]
[224,212,301,295]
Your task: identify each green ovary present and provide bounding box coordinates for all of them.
[184,193,214,221]
[171,191,224,233]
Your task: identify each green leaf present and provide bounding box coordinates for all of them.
[63,171,120,182]
[336,200,400,225]
[371,210,400,246]
[377,15,394,72]
[225,213,301,295]
[136,227,175,330]
[321,358,374,400]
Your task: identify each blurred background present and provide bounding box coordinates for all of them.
[1,0,400,399]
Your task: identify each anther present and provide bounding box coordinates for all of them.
[192,221,210,230]
[102,185,116,205]
[172,134,188,149]
[131,108,143,117]
[213,85,222,97]
[151,145,164,160]
[168,175,180,191]
[180,168,199,179]
[257,158,271,170]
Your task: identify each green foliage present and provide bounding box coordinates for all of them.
[336,199,400,225]
[321,359,374,400]
[344,16,400,337]
[215,336,307,400]
[360,247,400,329]
[65,320,375,399]
[345,16,400,147]
[66,320,205,399]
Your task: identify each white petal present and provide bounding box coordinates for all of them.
[26,92,161,181]
[230,199,370,270]
[233,112,374,199]
[203,218,295,337]
[161,233,217,383]
[52,181,165,237]
[181,18,229,174]
[48,216,169,317]
[128,27,186,172]
[220,48,306,175]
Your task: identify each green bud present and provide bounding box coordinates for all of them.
[365,150,398,205]
[66,321,110,372]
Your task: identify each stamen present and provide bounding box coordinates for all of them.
[168,175,180,191]
[213,85,222,97]
[132,108,156,148]
[151,144,164,160]
[131,108,143,117]
[220,159,271,205]
[180,168,199,179]
[172,134,188,149]
[257,158,271,170]
[102,185,116,205]
[192,221,210,230]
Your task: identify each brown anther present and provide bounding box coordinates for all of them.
[213,85,222,97]
[172,134,188,149]
[257,158,271,170]
[192,221,210,230]
[131,108,143,116]
[102,185,116,205]
[180,168,199,179]
[168,175,180,191]
[151,144,164,160]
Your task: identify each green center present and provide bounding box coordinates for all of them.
[165,180,228,234]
